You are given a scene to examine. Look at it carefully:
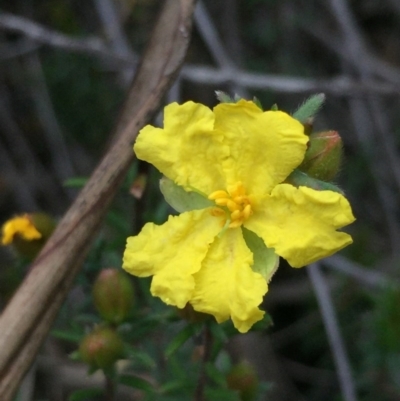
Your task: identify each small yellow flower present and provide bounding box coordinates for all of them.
[1,214,42,245]
[123,100,355,333]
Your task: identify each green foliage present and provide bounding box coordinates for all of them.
[159,177,213,213]
[42,53,123,155]
[292,93,326,123]
[242,227,279,281]
[68,388,104,401]
[2,1,398,397]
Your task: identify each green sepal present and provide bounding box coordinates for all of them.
[215,90,235,103]
[242,228,279,282]
[252,96,263,110]
[292,93,325,124]
[159,177,213,213]
[270,103,279,111]
[285,169,344,194]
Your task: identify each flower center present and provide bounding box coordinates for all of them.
[208,182,253,228]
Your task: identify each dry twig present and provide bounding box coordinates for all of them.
[1,11,399,96]
[308,263,357,401]
[0,1,197,399]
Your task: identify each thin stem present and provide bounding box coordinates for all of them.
[104,374,115,401]
[194,325,213,401]
[307,263,357,401]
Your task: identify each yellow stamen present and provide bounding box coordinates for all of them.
[208,190,229,200]
[229,220,243,228]
[226,200,239,212]
[210,208,225,217]
[215,198,229,206]
[243,204,252,219]
[231,210,242,220]
[208,182,253,229]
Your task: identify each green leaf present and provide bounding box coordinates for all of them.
[106,210,130,234]
[63,177,89,188]
[292,93,325,123]
[205,387,241,401]
[51,329,82,343]
[285,169,344,194]
[242,228,279,282]
[124,346,157,369]
[165,324,198,358]
[160,177,213,213]
[206,363,228,387]
[119,375,154,392]
[68,388,103,401]
[159,379,188,394]
[209,321,229,344]
[251,313,274,331]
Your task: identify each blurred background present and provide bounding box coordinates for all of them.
[1,0,400,400]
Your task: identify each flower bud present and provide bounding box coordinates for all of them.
[79,326,124,370]
[92,269,135,324]
[1,212,56,260]
[226,360,259,401]
[299,130,342,181]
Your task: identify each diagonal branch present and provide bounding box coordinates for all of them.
[0,1,197,399]
[307,263,357,401]
[1,11,400,96]
[0,11,136,66]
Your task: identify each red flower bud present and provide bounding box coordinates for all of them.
[226,360,259,401]
[299,130,342,181]
[79,326,124,370]
[92,269,135,324]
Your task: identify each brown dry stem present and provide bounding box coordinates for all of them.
[0,1,197,399]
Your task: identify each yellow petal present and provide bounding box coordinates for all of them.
[123,208,223,308]
[213,100,308,197]
[190,228,267,333]
[1,215,42,245]
[134,102,226,195]
[245,184,355,268]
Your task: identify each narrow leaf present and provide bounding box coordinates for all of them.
[68,388,103,401]
[63,177,89,188]
[119,375,154,392]
[165,324,197,358]
[51,329,81,343]
[292,93,325,123]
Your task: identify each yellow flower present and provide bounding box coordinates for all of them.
[123,100,355,333]
[1,212,56,260]
[1,214,42,245]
